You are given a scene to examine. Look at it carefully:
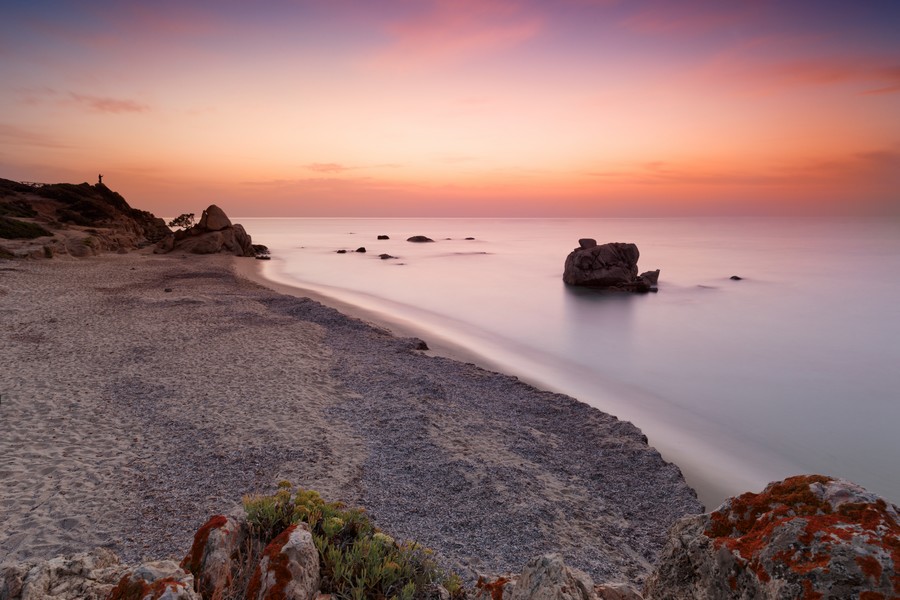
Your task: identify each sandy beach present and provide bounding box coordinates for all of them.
[0,252,701,587]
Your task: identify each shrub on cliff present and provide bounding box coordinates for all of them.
[0,216,52,239]
[243,481,463,600]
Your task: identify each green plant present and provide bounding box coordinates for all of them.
[242,483,464,600]
[0,216,52,239]
[168,213,195,230]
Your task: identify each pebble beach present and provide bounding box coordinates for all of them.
[0,252,702,587]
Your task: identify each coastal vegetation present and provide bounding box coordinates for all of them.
[0,215,52,239]
[242,481,463,600]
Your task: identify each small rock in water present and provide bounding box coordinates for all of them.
[355,247,367,253]
[730,275,743,280]
[336,249,347,254]
[465,237,475,240]
[379,254,396,260]
[377,235,389,240]
[407,235,434,243]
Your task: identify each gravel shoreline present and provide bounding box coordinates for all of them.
[0,252,702,586]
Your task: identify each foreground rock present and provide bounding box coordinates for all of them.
[247,524,320,600]
[475,554,642,600]
[643,474,899,599]
[0,549,125,600]
[563,239,659,292]
[107,561,199,600]
[180,514,256,599]
[0,178,169,258]
[154,205,256,257]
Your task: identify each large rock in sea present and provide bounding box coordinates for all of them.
[563,239,659,292]
[154,205,256,257]
[643,474,899,599]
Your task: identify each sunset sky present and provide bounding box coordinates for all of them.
[1,0,899,216]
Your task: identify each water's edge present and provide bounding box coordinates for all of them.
[234,257,743,509]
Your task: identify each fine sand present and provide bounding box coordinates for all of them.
[0,252,702,586]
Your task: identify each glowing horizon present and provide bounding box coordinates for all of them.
[1,0,898,217]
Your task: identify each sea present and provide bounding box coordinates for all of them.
[239,217,900,509]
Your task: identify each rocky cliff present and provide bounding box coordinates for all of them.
[0,179,170,258]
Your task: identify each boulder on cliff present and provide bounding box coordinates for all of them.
[154,205,257,257]
[563,240,659,292]
[643,474,899,599]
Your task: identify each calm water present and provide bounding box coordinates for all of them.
[241,217,900,508]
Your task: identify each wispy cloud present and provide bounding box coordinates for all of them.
[861,66,900,95]
[0,123,70,148]
[69,93,149,114]
[306,162,351,173]
[371,0,541,70]
[694,38,900,96]
[620,3,749,35]
[587,148,900,187]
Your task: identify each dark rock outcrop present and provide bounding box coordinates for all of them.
[0,178,170,258]
[563,240,659,292]
[407,235,434,243]
[643,475,899,599]
[154,205,256,257]
[355,247,366,253]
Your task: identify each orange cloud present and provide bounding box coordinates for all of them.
[695,37,900,95]
[585,148,900,188]
[0,123,70,148]
[371,0,541,70]
[69,93,149,114]
[306,163,351,173]
[861,66,900,95]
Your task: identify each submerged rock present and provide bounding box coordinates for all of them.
[563,241,659,292]
[407,235,434,243]
[643,474,899,599]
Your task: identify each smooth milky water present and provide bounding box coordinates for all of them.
[242,217,900,508]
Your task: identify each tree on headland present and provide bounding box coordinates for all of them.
[168,213,195,230]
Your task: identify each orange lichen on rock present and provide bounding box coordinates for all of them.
[180,514,228,578]
[246,525,297,600]
[703,475,898,595]
[107,575,187,600]
[475,575,510,600]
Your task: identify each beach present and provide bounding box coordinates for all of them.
[0,251,701,587]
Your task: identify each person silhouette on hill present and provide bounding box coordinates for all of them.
[98,173,103,184]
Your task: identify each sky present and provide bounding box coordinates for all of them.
[1,0,899,217]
